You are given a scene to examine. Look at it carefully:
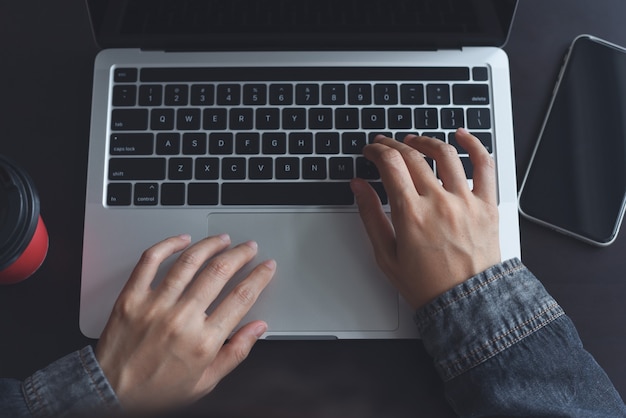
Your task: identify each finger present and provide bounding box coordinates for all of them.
[155,234,232,304]
[200,320,268,394]
[362,139,419,212]
[205,259,276,341]
[404,134,468,194]
[351,178,397,273]
[181,240,260,309]
[455,128,497,204]
[374,135,441,194]
[124,234,192,294]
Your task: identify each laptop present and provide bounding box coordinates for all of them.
[80,0,521,339]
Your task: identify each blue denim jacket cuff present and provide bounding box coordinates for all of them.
[22,345,120,416]
[415,258,565,382]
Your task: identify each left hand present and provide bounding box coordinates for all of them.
[95,234,275,412]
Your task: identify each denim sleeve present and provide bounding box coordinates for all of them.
[416,258,626,417]
[0,345,120,417]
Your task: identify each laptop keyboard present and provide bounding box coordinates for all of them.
[107,66,493,207]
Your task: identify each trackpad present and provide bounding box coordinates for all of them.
[207,212,399,333]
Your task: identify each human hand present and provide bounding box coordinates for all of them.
[351,129,501,310]
[95,234,275,412]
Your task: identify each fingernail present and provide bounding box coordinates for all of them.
[350,178,365,196]
[254,322,268,338]
[457,127,469,135]
[263,259,277,270]
[178,234,192,241]
[246,240,258,250]
[218,233,231,243]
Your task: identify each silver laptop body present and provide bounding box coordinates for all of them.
[80,0,521,339]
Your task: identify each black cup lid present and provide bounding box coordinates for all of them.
[0,155,40,270]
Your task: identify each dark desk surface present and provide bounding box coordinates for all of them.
[2,1,626,416]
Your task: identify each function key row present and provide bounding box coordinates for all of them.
[112,83,489,107]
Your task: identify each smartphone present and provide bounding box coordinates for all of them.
[518,35,626,246]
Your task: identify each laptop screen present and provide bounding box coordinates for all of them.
[86,0,518,51]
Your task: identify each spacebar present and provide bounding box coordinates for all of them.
[221,182,354,205]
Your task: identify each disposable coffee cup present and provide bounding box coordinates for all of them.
[0,155,49,284]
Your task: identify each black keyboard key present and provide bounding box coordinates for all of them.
[295,84,319,105]
[362,108,386,129]
[276,157,300,179]
[262,133,287,154]
[356,157,380,179]
[329,157,354,179]
[388,108,412,129]
[203,108,227,130]
[177,108,201,130]
[322,84,345,105]
[209,133,233,154]
[164,85,188,106]
[139,85,163,106]
[112,85,136,106]
[216,84,240,105]
[109,158,166,180]
[374,84,398,105]
[156,133,180,155]
[236,133,260,154]
[472,67,489,81]
[182,133,207,155]
[282,108,306,130]
[473,132,493,153]
[466,108,491,129]
[249,157,273,180]
[441,108,465,129]
[110,133,154,155]
[348,84,372,105]
[190,84,214,105]
[302,157,327,179]
[114,68,137,83]
[134,183,159,206]
[221,182,354,205]
[111,109,148,131]
[150,109,175,130]
[289,133,313,154]
[400,84,424,104]
[256,108,280,130]
[342,132,366,154]
[188,183,218,205]
[229,108,253,130]
[195,158,220,180]
[335,108,359,130]
[415,108,438,129]
[315,133,340,154]
[427,84,450,105]
[449,132,493,154]
[453,84,490,105]
[269,84,293,105]
[309,108,333,129]
[107,183,132,206]
[169,157,193,180]
[222,157,246,180]
[243,84,267,105]
[161,183,185,205]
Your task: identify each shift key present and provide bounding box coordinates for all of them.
[109,158,166,180]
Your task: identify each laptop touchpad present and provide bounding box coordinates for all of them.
[207,212,399,334]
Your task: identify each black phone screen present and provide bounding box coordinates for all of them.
[518,36,626,245]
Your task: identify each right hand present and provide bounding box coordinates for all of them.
[351,129,501,310]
